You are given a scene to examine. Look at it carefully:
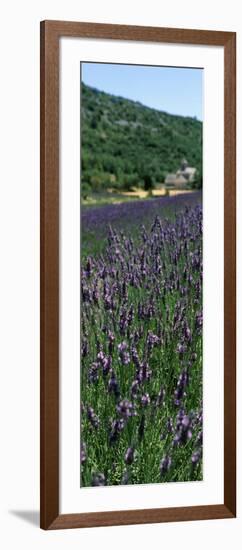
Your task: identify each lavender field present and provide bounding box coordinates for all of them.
[81,194,203,487]
[82,191,202,257]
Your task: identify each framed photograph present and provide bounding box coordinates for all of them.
[40,20,236,529]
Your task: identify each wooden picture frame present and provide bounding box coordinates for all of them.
[40,20,236,530]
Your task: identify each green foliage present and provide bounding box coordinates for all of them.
[143,173,155,191]
[81,83,203,193]
[190,168,203,190]
[122,173,139,191]
[82,181,91,200]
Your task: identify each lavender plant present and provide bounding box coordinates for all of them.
[81,202,203,486]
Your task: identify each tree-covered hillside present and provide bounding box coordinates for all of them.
[81,83,202,193]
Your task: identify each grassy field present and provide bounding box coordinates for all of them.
[80,192,203,487]
[82,188,195,207]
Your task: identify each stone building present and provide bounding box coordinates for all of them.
[165,159,196,188]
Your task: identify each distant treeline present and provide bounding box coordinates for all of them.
[81,83,203,195]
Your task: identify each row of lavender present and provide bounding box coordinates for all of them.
[81,191,202,257]
[81,203,203,486]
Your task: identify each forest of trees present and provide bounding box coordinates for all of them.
[81,83,203,195]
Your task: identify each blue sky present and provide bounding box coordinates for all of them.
[82,63,203,121]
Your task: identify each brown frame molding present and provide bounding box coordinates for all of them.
[40,20,236,530]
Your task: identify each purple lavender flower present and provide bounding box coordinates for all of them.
[108,330,115,354]
[85,257,92,277]
[166,417,174,433]
[80,442,87,465]
[195,430,203,446]
[82,339,89,358]
[173,414,192,446]
[87,406,99,429]
[124,447,134,465]
[195,311,203,331]
[118,341,130,365]
[160,455,172,475]
[174,368,189,405]
[128,305,134,325]
[131,379,139,398]
[109,418,124,444]
[91,473,106,486]
[97,351,112,376]
[97,350,105,365]
[92,284,99,304]
[140,393,150,407]
[131,346,141,368]
[116,399,136,418]
[88,362,99,384]
[177,343,187,356]
[183,322,192,343]
[119,311,128,335]
[156,387,165,407]
[136,361,152,383]
[191,449,202,466]
[147,331,160,353]
[108,370,120,398]
[182,415,191,429]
